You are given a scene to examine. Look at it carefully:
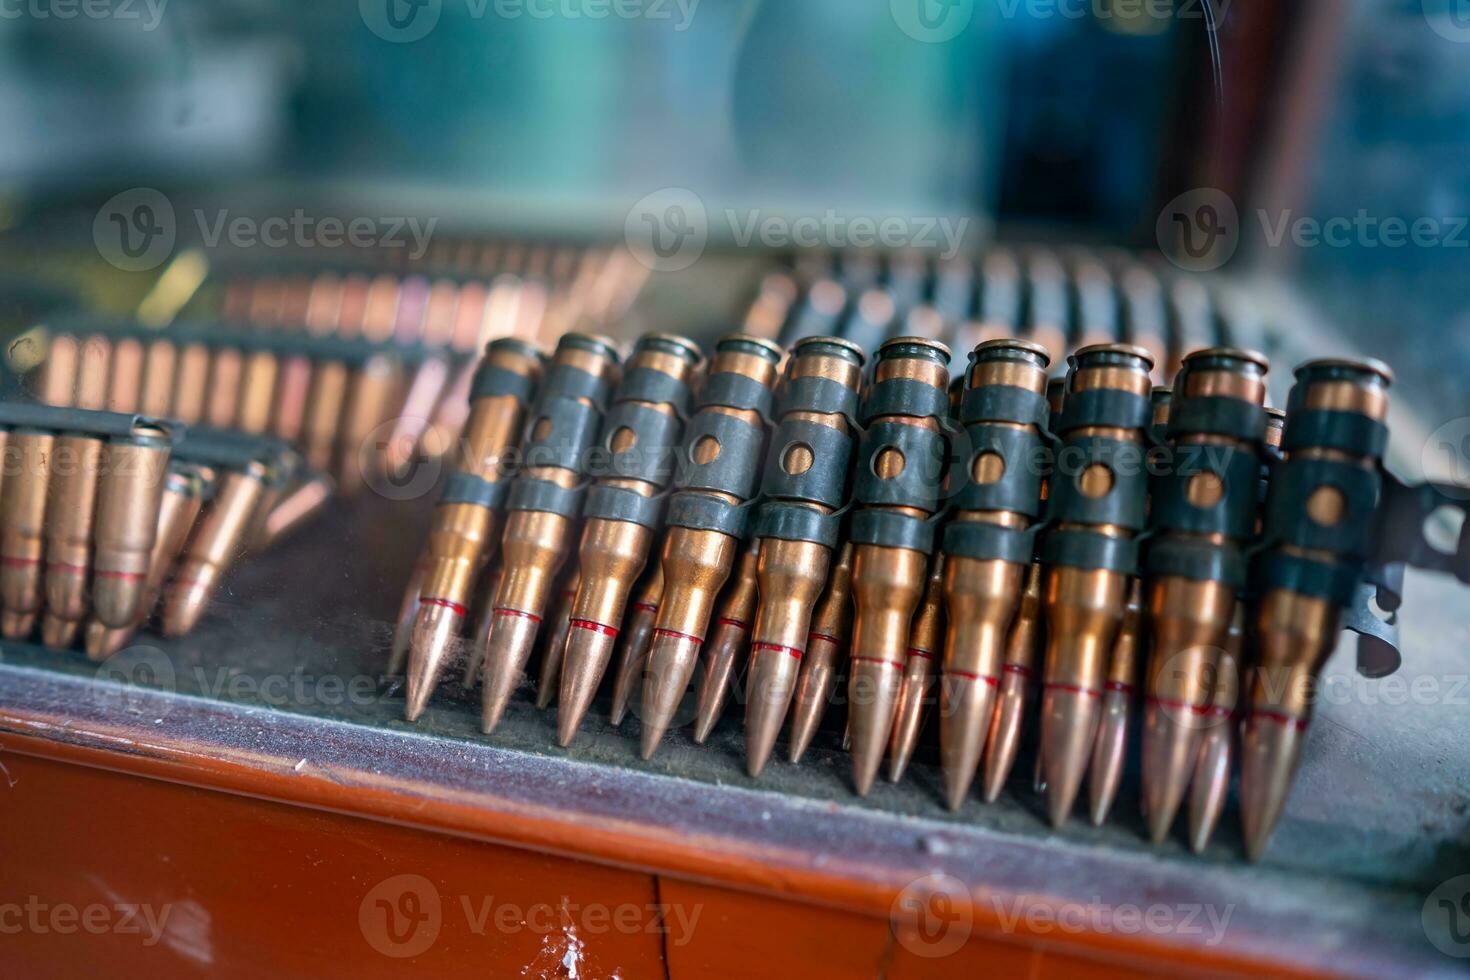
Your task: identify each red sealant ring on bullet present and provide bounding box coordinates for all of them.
[850,656,905,671]
[1145,694,1212,716]
[421,597,468,616]
[653,627,702,644]
[808,631,841,646]
[1002,663,1034,679]
[1252,708,1309,732]
[715,617,748,631]
[632,602,658,614]
[1,556,42,568]
[1104,681,1136,694]
[493,608,542,625]
[906,647,937,662]
[945,669,1000,687]
[569,619,618,637]
[752,641,803,661]
[1044,681,1102,698]
[94,569,146,581]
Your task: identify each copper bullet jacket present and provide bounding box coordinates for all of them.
[139,339,178,419]
[38,334,80,406]
[162,463,269,637]
[106,337,145,414]
[937,338,1050,809]
[1038,343,1153,825]
[206,348,244,429]
[693,544,761,743]
[888,556,945,783]
[92,425,173,629]
[557,334,702,741]
[983,559,1044,803]
[608,565,662,727]
[535,573,580,709]
[1243,358,1391,859]
[171,343,211,425]
[42,434,104,632]
[75,335,111,411]
[1188,603,1244,853]
[637,336,781,757]
[237,350,280,435]
[745,337,864,773]
[785,542,854,764]
[1088,576,1143,826]
[1,430,56,636]
[483,334,622,736]
[845,337,951,795]
[303,360,350,474]
[336,354,402,495]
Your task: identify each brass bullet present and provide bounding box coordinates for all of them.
[336,354,402,495]
[92,421,173,629]
[555,333,702,744]
[86,463,212,659]
[404,338,543,721]
[75,335,111,411]
[692,544,760,744]
[937,339,1050,810]
[608,564,662,727]
[106,336,144,414]
[1141,348,1268,842]
[303,359,350,474]
[171,343,211,425]
[139,338,177,418]
[786,542,855,764]
[0,429,54,639]
[1088,577,1142,826]
[1038,343,1153,826]
[237,348,280,435]
[744,336,865,776]
[460,566,502,688]
[637,336,781,759]
[534,570,580,710]
[162,461,270,636]
[255,468,334,550]
[1187,603,1243,853]
[981,560,1044,803]
[40,433,104,648]
[38,333,79,406]
[846,337,951,795]
[206,347,244,429]
[1242,358,1392,860]
[481,333,621,736]
[887,556,945,783]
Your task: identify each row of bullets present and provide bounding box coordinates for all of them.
[0,402,326,658]
[25,319,461,495]
[395,327,1468,860]
[747,245,1263,387]
[211,245,650,353]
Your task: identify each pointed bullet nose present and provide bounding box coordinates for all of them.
[404,601,465,722]
[848,659,903,797]
[638,633,702,760]
[981,670,1030,804]
[1188,724,1232,854]
[479,611,541,735]
[1087,687,1131,827]
[1041,685,1102,828]
[745,645,801,777]
[557,623,619,747]
[939,674,996,812]
[1141,704,1204,843]
[609,608,656,727]
[1240,712,1306,861]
